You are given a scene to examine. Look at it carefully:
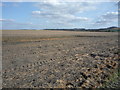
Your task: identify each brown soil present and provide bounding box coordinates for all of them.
[2,30,119,88]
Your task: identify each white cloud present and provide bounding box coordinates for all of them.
[95,20,109,25]
[32,10,89,21]
[0,19,15,22]
[35,2,97,14]
[0,18,37,29]
[32,2,94,26]
[2,20,38,29]
[94,12,118,25]
[102,12,118,20]
[32,11,41,14]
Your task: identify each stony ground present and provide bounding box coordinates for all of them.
[2,31,119,88]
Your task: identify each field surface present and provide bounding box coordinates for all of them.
[2,30,119,88]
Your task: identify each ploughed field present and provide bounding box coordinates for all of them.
[2,30,119,88]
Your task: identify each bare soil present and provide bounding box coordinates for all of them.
[2,30,119,88]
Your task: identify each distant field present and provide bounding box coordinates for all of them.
[2,30,118,42]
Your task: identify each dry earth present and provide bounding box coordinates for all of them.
[2,30,119,88]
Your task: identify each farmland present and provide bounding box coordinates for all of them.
[2,30,119,88]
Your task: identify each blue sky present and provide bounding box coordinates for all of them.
[0,1,118,30]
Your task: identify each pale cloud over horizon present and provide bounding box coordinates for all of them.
[94,12,118,25]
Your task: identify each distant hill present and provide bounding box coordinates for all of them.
[44,27,120,32]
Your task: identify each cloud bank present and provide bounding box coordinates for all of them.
[95,12,118,25]
[32,2,97,26]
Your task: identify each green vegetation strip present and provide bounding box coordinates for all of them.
[101,68,120,88]
[101,50,120,88]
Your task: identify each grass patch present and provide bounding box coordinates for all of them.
[104,69,119,86]
[101,50,120,88]
[101,64,120,88]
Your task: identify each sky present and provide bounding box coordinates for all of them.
[0,0,119,30]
